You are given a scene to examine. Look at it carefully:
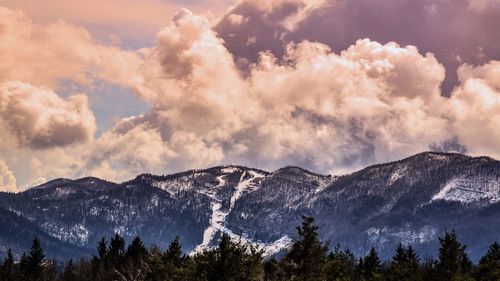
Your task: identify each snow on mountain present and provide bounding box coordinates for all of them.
[432,176,500,203]
[193,168,272,254]
[0,152,498,261]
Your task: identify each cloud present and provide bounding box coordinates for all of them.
[449,61,500,157]
[0,6,498,189]
[239,39,450,169]
[0,6,142,88]
[0,7,140,187]
[216,0,500,95]
[0,160,17,193]
[104,10,457,177]
[0,0,234,48]
[0,82,96,149]
[233,0,329,30]
[466,0,500,11]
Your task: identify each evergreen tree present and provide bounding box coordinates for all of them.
[324,245,355,281]
[193,233,263,281]
[210,233,247,281]
[282,216,329,281]
[97,237,108,261]
[147,236,189,281]
[92,237,108,280]
[0,249,16,281]
[108,233,126,267]
[358,248,383,281]
[127,236,148,261]
[387,243,422,281]
[22,237,46,280]
[6,218,500,281]
[165,236,183,265]
[435,231,473,281]
[475,242,500,281]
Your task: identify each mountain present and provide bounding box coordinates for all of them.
[0,152,498,261]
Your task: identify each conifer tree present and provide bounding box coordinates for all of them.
[0,249,16,281]
[475,242,500,281]
[435,231,473,281]
[108,233,126,267]
[147,236,189,281]
[211,233,246,281]
[358,248,383,281]
[165,236,183,265]
[387,243,422,281]
[127,236,148,261]
[192,233,263,281]
[22,237,46,280]
[97,237,108,261]
[324,245,355,281]
[92,237,108,280]
[283,216,329,281]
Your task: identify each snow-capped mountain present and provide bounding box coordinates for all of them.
[0,152,498,261]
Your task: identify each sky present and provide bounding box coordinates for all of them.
[0,0,499,191]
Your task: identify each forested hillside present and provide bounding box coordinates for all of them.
[0,152,498,261]
[1,217,499,281]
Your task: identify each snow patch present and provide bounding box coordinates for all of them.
[432,177,500,203]
[367,225,437,245]
[42,223,89,245]
[388,165,408,185]
[230,171,265,208]
[192,170,285,255]
[221,167,240,174]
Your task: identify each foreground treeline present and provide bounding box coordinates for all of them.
[1,217,500,281]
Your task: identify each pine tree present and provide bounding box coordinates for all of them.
[406,245,422,280]
[127,236,148,261]
[22,237,46,280]
[210,233,247,281]
[192,233,263,281]
[165,236,183,265]
[387,243,422,281]
[324,245,355,281]
[108,233,126,267]
[92,237,108,280]
[283,216,329,281]
[0,249,16,281]
[435,231,473,281]
[475,242,500,281]
[358,248,383,281]
[147,236,190,281]
[97,237,108,261]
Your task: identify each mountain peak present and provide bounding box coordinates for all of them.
[3,152,498,262]
[273,166,327,177]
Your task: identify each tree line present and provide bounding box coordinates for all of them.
[1,216,499,281]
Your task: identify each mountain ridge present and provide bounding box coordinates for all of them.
[25,151,493,190]
[0,151,498,261]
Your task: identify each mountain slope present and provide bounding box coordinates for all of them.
[0,152,498,261]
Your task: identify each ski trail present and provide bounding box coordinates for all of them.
[193,170,289,255]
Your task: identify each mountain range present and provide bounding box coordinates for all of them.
[0,152,498,261]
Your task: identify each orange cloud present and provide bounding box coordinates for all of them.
[0,5,498,191]
[0,160,16,193]
[0,0,234,45]
[0,82,96,149]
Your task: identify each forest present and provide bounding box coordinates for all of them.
[1,216,499,281]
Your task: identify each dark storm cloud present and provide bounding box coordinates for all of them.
[216,0,500,94]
